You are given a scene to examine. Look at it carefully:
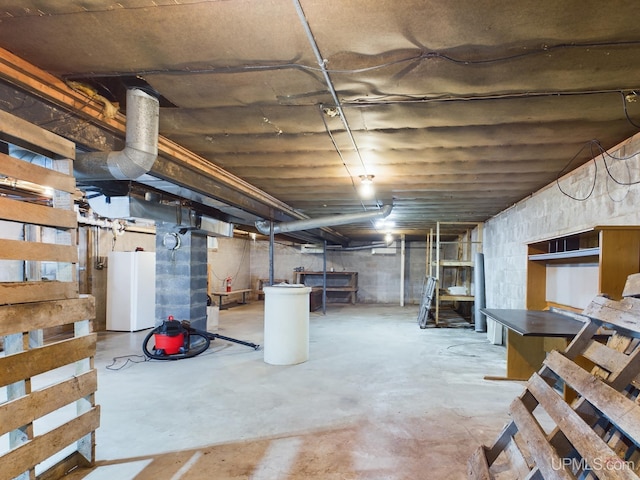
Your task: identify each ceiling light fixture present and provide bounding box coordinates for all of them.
[323,107,340,117]
[359,174,375,198]
[375,219,395,230]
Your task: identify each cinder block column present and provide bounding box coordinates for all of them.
[155,223,208,330]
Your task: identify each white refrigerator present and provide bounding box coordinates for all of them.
[106,251,156,331]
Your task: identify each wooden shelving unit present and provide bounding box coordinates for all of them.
[490,226,640,385]
[429,222,483,326]
[526,226,640,311]
[293,271,358,305]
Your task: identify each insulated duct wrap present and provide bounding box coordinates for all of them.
[255,205,392,235]
[87,194,234,237]
[75,88,159,181]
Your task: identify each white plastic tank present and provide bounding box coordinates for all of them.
[207,305,219,332]
[263,284,311,365]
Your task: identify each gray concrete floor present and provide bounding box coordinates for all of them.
[81,303,524,480]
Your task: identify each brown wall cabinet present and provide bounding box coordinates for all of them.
[526,226,640,311]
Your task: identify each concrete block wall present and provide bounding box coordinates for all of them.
[250,240,427,304]
[484,133,640,336]
[155,225,208,330]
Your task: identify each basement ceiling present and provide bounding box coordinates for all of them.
[0,1,640,242]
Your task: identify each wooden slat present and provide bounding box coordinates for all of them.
[0,238,77,263]
[622,273,640,298]
[0,370,97,436]
[509,397,575,480]
[486,420,519,465]
[37,451,92,480]
[598,339,640,391]
[562,320,602,360]
[527,373,637,480]
[581,341,631,375]
[505,435,533,478]
[1,407,99,480]
[0,108,75,160]
[545,351,640,444]
[0,151,75,193]
[0,281,78,305]
[0,196,76,228]
[468,446,493,480]
[583,296,640,338]
[0,296,94,336]
[0,334,96,387]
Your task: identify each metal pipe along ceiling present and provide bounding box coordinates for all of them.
[255,204,392,235]
[293,0,368,175]
[74,88,159,181]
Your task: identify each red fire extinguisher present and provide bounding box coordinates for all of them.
[225,277,232,292]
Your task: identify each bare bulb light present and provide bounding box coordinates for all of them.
[359,174,375,198]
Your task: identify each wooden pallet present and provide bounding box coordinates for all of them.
[0,109,98,479]
[469,276,640,479]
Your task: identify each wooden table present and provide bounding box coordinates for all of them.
[482,308,586,381]
[210,289,252,310]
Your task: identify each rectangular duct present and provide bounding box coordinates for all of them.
[87,194,234,237]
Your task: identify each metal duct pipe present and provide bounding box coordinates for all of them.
[326,241,391,251]
[75,88,159,181]
[87,194,234,237]
[255,205,392,235]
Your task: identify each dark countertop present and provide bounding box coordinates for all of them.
[481,308,585,337]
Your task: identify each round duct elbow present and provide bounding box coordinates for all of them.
[75,88,159,181]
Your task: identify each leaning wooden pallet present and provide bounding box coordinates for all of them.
[0,110,97,479]
[469,276,640,479]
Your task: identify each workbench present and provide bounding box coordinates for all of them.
[481,308,586,381]
[210,289,252,310]
[293,271,358,304]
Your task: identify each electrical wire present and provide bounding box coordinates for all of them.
[620,91,640,129]
[605,161,630,203]
[443,341,493,358]
[556,137,640,203]
[317,105,366,208]
[345,88,640,106]
[596,141,640,186]
[61,40,640,79]
[555,140,599,201]
[210,236,250,288]
[317,104,388,234]
[105,354,148,370]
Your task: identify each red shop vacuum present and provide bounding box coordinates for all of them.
[143,315,259,360]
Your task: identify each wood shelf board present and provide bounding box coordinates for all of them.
[296,271,357,276]
[440,294,474,301]
[528,247,600,262]
[440,260,474,267]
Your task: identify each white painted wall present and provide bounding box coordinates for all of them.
[484,133,640,342]
[208,236,252,293]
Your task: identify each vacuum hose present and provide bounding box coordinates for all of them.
[142,325,210,360]
[142,318,260,361]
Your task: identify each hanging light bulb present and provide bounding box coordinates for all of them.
[359,174,375,198]
[385,232,393,244]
